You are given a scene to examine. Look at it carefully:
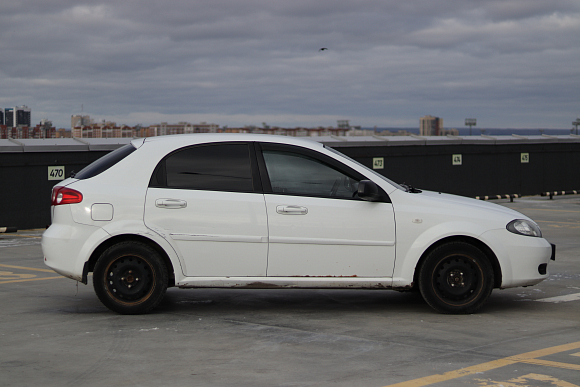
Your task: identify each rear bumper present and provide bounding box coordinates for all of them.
[42,207,109,281]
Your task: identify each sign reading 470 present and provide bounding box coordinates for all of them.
[48,166,65,181]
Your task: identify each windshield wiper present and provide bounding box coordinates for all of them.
[400,183,422,193]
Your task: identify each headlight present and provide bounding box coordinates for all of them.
[506,219,542,237]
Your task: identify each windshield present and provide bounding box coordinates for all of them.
[324,146,405,191]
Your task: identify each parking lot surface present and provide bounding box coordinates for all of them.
[1,195,579,387]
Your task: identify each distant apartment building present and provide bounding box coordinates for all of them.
[146,122,220,137]
[72,124,135,138]
[69,121,218,138]
[67,118,350,139]
[419,116,460,136]
[15,106,31,127]
[0,105,56,139]
[420,115,443,136]
[0,122,56,139]
[71,115,93,128]
[55,128,71,138]
[144,122,348,137]
[223,126,349,137]
[1,105,32,128]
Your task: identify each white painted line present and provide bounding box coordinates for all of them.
[536,292,580,303]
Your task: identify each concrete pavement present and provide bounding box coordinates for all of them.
[1,195,579,386]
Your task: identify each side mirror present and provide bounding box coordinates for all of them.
[358,180,382,202]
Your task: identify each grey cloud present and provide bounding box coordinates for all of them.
[0,0,578,129]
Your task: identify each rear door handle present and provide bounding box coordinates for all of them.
[155,199,187,209]
[276,205,308,215]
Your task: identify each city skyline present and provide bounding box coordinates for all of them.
[1,107,578,134]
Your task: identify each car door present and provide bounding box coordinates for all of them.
[258,143,396,278]
[144,142,268,277]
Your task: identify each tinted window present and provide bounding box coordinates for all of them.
[325,145,404,191]
[158,143,254,192]
[74,144,136,180]
[262,150,359,199]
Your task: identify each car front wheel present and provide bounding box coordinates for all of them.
[419,242,494,314]
[93,241,168,314]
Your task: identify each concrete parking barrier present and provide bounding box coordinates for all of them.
[475,194,520,202]
[541,190,580,199]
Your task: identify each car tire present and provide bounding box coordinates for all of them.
[93,241,168,315]
[419,242,494,314]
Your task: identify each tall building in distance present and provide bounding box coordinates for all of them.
[2,106,31,127]
[420,115,444,136]
[5,108,14,127]
[0,105,58,139]
[15,106,31,127]
[71,115,93,128]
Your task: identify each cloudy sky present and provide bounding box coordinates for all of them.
[1,0,579,129]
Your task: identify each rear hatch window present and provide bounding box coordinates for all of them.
[74,144,136,180]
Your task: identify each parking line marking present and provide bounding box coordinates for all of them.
[0,263,56,273]
[517,208,580,214]
[383,341,580,387]
[475,373,580,387]
[535,220,580,225]
[536,293,580,303]
[0,264,63,284]
[0,234,42,239]
[517,358,580,371]
[0,276,63,284]
[0,271,36,280]
[384,359,519,387]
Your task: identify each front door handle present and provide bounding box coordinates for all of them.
[155,199,187,209]
[276,205,308,215]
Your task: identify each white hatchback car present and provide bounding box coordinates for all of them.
[42,134,555,314]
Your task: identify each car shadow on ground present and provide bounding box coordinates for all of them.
[155,288,436,315]
[42,286,545,316]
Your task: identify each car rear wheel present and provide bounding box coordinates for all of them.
[419,242,494,314]
[93,241,168,314]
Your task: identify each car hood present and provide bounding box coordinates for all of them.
[392,189,533,225]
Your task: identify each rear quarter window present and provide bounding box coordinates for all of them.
[74,144,136,180]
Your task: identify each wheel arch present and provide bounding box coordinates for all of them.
[83,234,176,287]
[412,235,502,290]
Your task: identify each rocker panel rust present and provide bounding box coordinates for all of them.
[175,277,408,290]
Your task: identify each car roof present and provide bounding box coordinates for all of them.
[139,133,325,150]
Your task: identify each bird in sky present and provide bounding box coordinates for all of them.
[318,47,328,51]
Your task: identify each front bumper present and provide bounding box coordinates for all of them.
[479,229,553,288]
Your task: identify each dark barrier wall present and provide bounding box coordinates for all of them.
[1,138,579,229]
[329,141,580,198]
[0,151,109,230]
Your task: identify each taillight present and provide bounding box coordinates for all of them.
[51,186,83,206]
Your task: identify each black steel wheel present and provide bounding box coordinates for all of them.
[93,241,168,314]
[419,242,494,314]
